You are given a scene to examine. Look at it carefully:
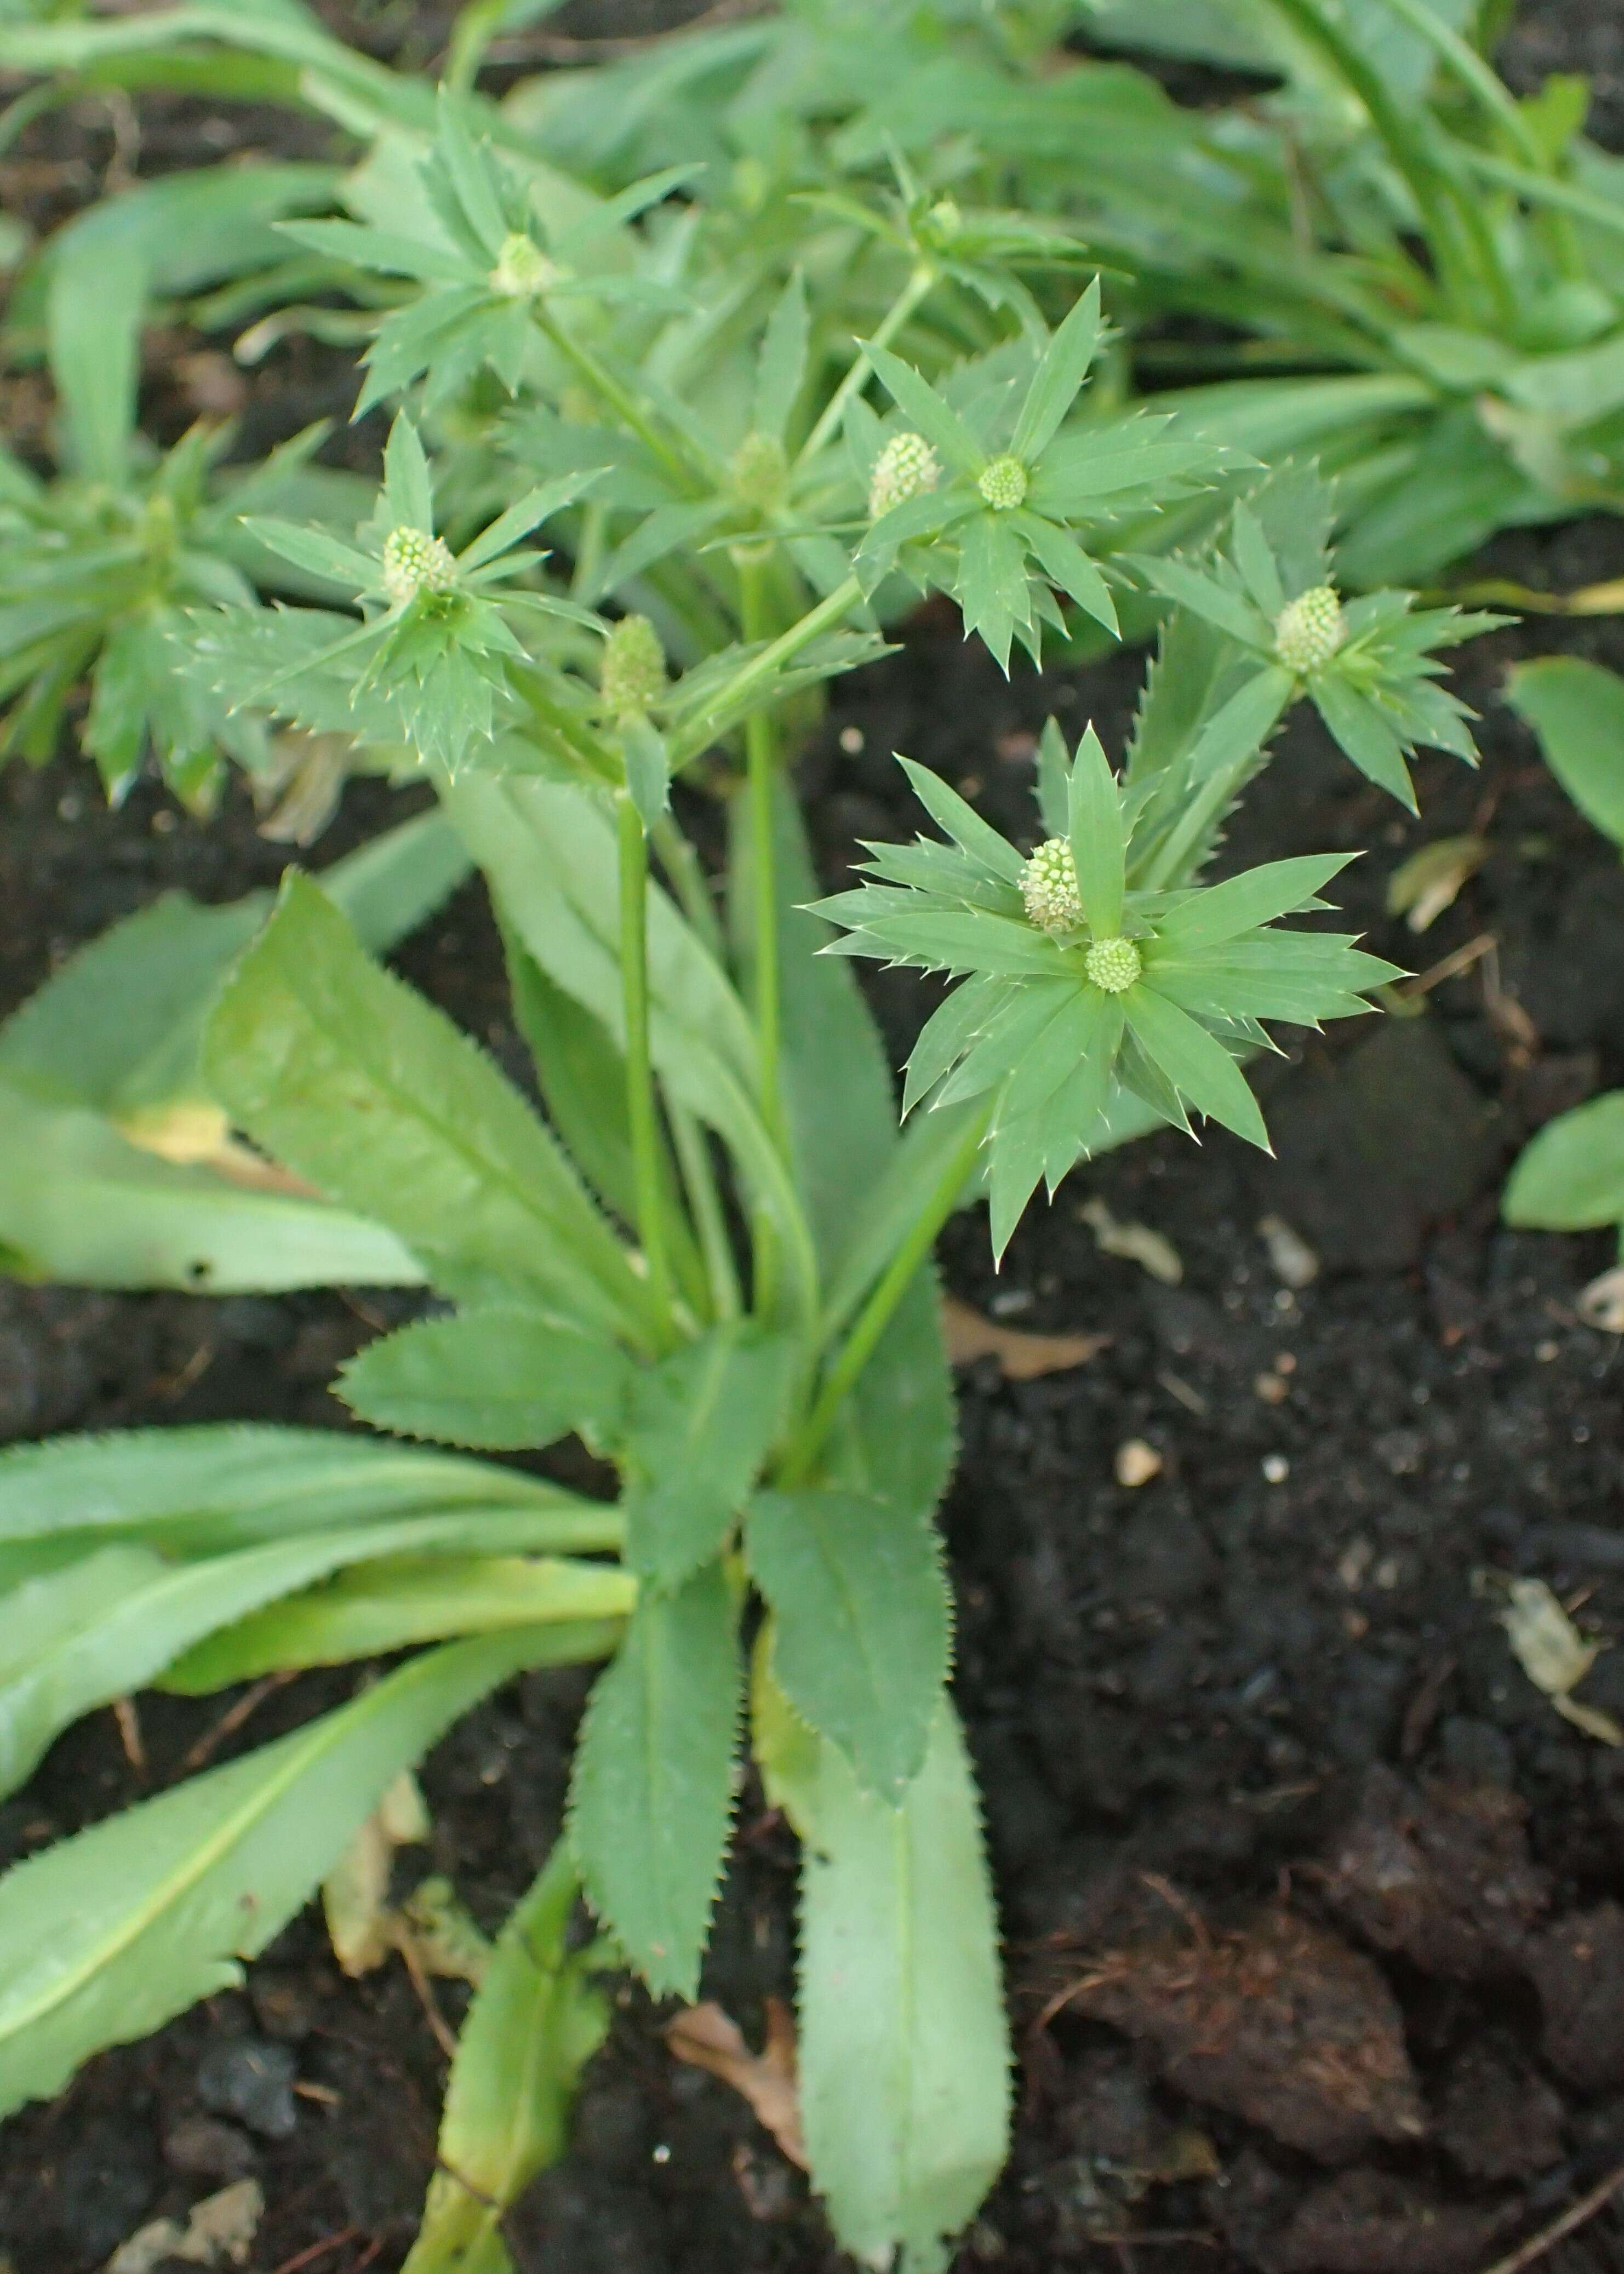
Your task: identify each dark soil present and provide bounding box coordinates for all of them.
[8,8,1624,2273]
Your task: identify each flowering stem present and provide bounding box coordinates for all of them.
[796,262,935,471]
[737,552,788,1317]
[616,789,678,1344]
[671,574,864,770]
[671,1103,742,1322]
[534,307,709,497]
[778,1102,990,1484]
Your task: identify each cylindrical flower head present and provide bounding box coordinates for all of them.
[490,231,557,299]
[1274,584,1348,676]
[868,431,942,521]
[601,614,667,718]
[977,454,1028,512]
[1084,935,1142,993]
[1020,837,1082,934]
[382,526,458,608]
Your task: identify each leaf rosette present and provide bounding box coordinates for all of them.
[813,730,1402,1254]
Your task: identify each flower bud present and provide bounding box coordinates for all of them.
[1274,584,1348,676]
[977,454,1028,512]
[868,431,942,521]
[382,525,458,608]
[601,613,667,718]
[490,231,557,300]
[730,430,788,512]
[1084,935,1142,993]
[1020,837,1081,933]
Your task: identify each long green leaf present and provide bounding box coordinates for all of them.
[568,1562,740,1998]
[0,1629,552,2119]
[1067,725,1125,935]
[204,874,657,1343]
[0,1079,424,1295]
[748,1489,948,1799]
[1505,1093,1624,1231]
[0,1509,614,1797]
[402,1844,610,2274]
[794,1699,1010,2274]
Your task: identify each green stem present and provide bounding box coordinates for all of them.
[779,1104,989,1485]
[671,1104,742,1322]
[616,790,678,1343]
[737,553,787,1319]
[652,813,724,961]
[796,262,935,470]
[670,574,864,770]
[534,306,706,498]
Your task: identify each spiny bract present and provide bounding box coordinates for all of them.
[382,525,458,608]
[869,431,943,521]
[1274,584,1348,675]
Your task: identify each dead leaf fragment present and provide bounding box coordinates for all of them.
[1257,1213,1319,1290]
[103,2181,263,2274]
[1079,1197,1183,1286]
[1498,1577,1622,1746]
[666,1999,807,2169]
[323,1770,430,1976]
[942,1294,1108,1379]
[1385,835,1488,933]
[1579,1265,1624,1334]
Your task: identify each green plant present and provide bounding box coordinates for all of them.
[1501,656,1624,1316]
[0,163,382,808]
[0,48,1501,2274]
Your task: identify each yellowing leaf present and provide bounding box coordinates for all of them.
[942,1295,1108,1379]
[1385,836,1487,933]
[1499,1578,1622,1746]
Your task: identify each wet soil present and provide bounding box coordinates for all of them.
[9,7,1624,2272]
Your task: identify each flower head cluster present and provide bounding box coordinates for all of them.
[855,278,1221,671]
[382,525,458,608]
[1274,583,1348,675]
[1133,477,1500,811]
[813,730,1399,1258]
[601,613,667,718]
[868,431,942,521]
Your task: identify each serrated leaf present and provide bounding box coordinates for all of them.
[339,1309,633,1453]
[0,1630,552,2119]
[164,1557,631,1692]
[895,758,1027,885]
[797,1699,1010,2274]
[569,1563,741,1999]
[204,873,657,1343]
[1067,725,1125,935]
[1010,276,1102,465]
[0,1504,605,1798]
[622,1327,793,1587]
[384,412,437,535]
[401,1844,610,2274]
[1154,853,1353,951]
[0,1078,424,1296]
[748,1489,948,1798]
[1125,986,1271,1150]
[862,344,982,473]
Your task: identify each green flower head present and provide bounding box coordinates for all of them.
[812,727,1400,1258]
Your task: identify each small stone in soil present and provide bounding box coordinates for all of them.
[196,2037,298,2140]
[1255,2166,1518,2274]
[162,2115,257,2181]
